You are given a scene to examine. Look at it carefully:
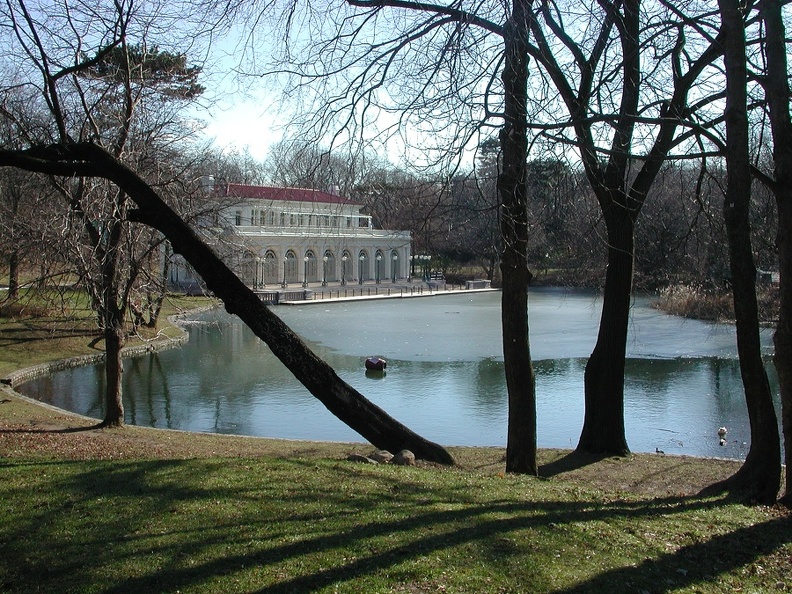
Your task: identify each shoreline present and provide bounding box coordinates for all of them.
[0,304,219,389]
[0,293,768,499]
[0,285,495,387]
[0,287,768,466]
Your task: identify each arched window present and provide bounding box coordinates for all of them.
[323,250,336,282]
[284,250,298,284]
[263,250,278,284]
[242,251,257,287]
[304,250,318,283]
[358,250,369,282]
[390,250,400,282]
[374,250,384,283]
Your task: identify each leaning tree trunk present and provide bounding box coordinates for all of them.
[1,142,455,465]
[706,0,780,504]
[760,0,792,505]
[577,205,632,455]
[499,0,537,475]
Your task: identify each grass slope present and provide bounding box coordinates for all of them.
[1,445,790,593]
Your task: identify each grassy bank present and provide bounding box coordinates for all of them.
[1,293,791,593]
[0,292,216,378]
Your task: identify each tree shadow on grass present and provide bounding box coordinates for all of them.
[2,457,789,594]
[550,513,792,593]
[539,449,611,477]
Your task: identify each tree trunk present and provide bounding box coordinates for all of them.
[92,191,130,428]
[147,247,168,327]
[499,0,537,475]
[709,0,780,503]
[8,248,19,299]
[759,0,792,505]
[8,188,20,299]
[101,323,125,427]
[577,206,632,455]
[2,142,456,464]
[776,197,792,505]
[569,0,640,457]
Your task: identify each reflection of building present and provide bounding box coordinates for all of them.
[169,183,412,292]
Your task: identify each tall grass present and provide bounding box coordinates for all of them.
[654,283,779,323]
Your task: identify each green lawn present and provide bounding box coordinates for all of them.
[0,454,790,593]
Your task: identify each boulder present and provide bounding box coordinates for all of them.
[347,453,377,464]
[392,449,416,466]
[370,449,394,463]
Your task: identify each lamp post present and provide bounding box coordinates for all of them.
[375,254,382,284]
[359,255,365,285]
[341,255,347,285]
[392,253,398,283]
[302,256,309,288]
[282,256,288,288]
[322,256,328,286]
[254,256,262,288]
[425,255,432,282]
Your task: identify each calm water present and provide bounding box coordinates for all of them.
[20,288,779,459]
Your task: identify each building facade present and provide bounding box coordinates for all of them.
[169,183,412,292]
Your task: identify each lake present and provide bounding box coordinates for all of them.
[19,287,779,459]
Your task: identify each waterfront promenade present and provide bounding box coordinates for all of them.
[256,279,496,304]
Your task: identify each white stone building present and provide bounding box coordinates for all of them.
[169,183,412,292]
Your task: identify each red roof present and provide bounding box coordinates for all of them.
[220,183,360,206]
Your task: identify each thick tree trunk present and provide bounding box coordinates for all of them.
[759,0,792,506]
[776,198,792,505]
[722,211,780,502]
[1,143,455,464]
[570,0,640,457]
[499,0,537,475]
[708,0,780,503]
[101,324,125,427]
[577,207,632,455]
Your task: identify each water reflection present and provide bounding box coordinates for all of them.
[18,288,779,458]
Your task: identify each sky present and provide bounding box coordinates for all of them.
[188,12,482,172]
[200,96,286,163]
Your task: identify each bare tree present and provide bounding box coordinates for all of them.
[753,0,792,504]
[691,0,781,504]
[513,0,729,455]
